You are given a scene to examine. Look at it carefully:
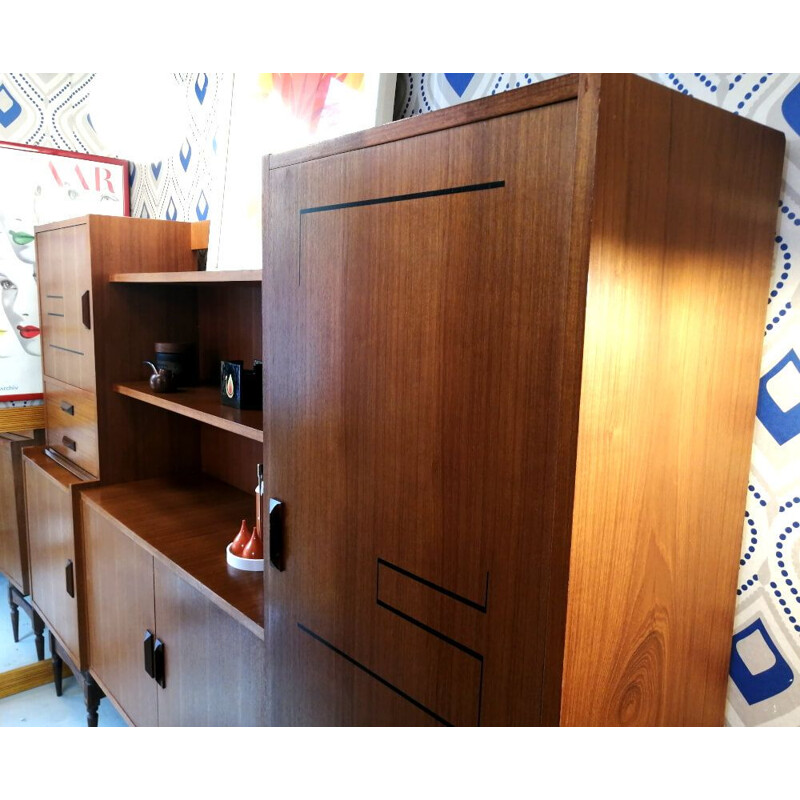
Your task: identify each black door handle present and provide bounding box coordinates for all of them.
[153,638,166,688]
[268,498,284,572]
[60,401,75,416]
[81,290,91,329]
[143,630,155,678]
[65,559,74,598]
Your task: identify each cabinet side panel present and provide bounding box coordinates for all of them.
[561,75,786,725]
[0,437,27,590]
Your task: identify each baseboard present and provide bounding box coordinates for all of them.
[0,660,72,699]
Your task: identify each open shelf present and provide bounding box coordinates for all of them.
[81,475,264,639]
[114,382,263,443]
[109,270,261,284]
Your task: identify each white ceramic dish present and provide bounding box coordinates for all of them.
[226,542,264,572]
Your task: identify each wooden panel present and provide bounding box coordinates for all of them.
[82,500,158,727]
[0,434,35,591]
[560,75,786,726]
[191,220,210,250]
[269,73,580,169]
[265,99,579,725]
[43,376,99,477]
[22,449,91,667]
[35,222,95,391]
[200,426,262,495]
[114,381,262,443]
[154,559,264,726]
[81,476,263,637]
[197,283,262,385]
[109,269,261,284]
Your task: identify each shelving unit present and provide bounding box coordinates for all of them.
[81,476,263,639]
[113,382,263,443]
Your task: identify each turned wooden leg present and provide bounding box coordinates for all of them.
[83,673,102,727]
[32,610,45,661]
[8,585,19,643]
[51,632,64,697]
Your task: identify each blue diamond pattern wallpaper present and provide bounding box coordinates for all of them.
[1,72,799,725]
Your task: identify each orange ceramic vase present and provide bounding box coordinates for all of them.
[230,519,250,556]
[243,524,263,560]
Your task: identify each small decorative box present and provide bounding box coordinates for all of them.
[220,360,262,409]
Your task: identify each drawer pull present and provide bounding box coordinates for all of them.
[153,638,166,688]
[65,560,75,598]
[60,401,75,416]
[81,290,91,329]
[62,436,77,451]
[143,630,155,678]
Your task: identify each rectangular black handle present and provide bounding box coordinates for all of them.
[60,401,75,416]
[65,559,74,598]
[62,436,77,451]
[143,630,154,678]
[81,290,91,329]
[153,638,166,688]
[269,498,284,572]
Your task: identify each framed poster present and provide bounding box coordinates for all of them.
[208,73,396,272]
[0,141,129,406]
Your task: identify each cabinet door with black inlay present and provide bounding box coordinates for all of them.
[264,95,579,725]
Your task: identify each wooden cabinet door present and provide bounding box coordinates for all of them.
[153,560,264,726]
[264,101,580,725]
[82,501,158,727]
[36,222,96,392]
[23,453,84,665]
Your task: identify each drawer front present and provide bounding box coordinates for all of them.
[44,377,99,478]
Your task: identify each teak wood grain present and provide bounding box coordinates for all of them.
[153,559,264,726]
[0,432,41,593]
[265,94,580,726]
[43,376,99,477]
[114,382,263,443]
[83,503,158,726]
[81,476,264,638]
[559,74,786,726]
[22,446,98,670]
[263,73,785,726]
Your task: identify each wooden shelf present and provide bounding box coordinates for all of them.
[114,382,262,443]
[109,270,261,284]
[81,475,264,639]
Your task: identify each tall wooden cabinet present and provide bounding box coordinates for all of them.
[26,216,265,725]
[262,73,786,725]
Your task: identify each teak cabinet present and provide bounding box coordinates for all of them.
[27,215,265,725]
[262,73,785,725]
[82,492,263,726]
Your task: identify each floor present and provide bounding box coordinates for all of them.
[0,573,127,726]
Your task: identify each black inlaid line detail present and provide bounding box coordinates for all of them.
[49,344,84,356]
[376,599,482,662]
[47,312,65,317]
[300,181,505,216]
[297,623,453,727]
[378,558,489,613]
[45,294,63,299]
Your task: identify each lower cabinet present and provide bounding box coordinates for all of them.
[22,447,94,668]
[82,494,264,726]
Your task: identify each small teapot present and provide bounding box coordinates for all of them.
[143,361,177,393]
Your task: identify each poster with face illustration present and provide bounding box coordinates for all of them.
[0,142,128,406]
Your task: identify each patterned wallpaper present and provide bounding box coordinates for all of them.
[2,72,799,725]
